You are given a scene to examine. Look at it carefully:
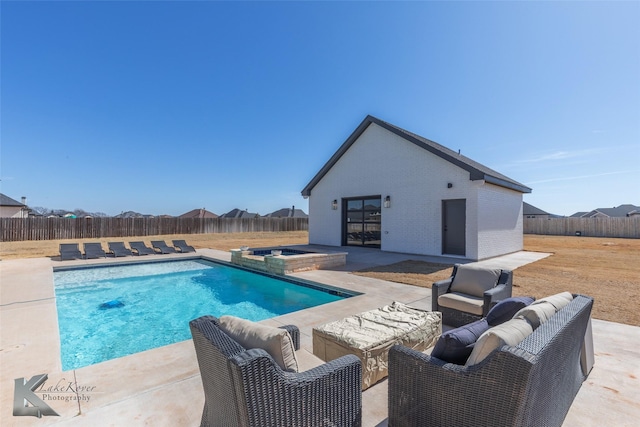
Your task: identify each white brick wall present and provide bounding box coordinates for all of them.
[308,123,524,260]
[476,184,524,259]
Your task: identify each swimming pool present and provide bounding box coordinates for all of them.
[54,258,354,371]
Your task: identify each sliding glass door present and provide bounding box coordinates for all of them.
[344,197,381,247]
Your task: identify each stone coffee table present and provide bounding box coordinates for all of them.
[312,301,442,389]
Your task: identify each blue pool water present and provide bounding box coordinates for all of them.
[54,259,350,371]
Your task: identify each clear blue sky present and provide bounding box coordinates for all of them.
[1,1,638,217]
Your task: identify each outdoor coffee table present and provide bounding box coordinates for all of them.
[312,301,442,389]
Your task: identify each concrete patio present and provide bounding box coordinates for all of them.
[1,247,638,426]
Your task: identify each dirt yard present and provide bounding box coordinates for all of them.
[1,232,638,326]
[353,235,640,326]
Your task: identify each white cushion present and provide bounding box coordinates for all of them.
[438,292,484,315]
[532,292,573,311]
[450,265,502,297]
[218,316,299,372]
[514,302,557,329]
[465,318,533,366]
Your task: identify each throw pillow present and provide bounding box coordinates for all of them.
[465,317,533,366]
[531,291,573,311]
[486,296,535,326]
[513,302,557,330]
[218,316,299,372]
[431,319,489,364]
[449,264,503,297]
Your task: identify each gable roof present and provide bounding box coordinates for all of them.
[582,204,640,218]
[265,206,308,218]
[569,211,589,218]
[179,208,219,219]
[220,208,259,219]
[0,193,25,207]
[301,115,532,197]
[523,202,549,216]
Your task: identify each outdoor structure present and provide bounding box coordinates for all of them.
[0,193,28,218]
[301,115,532,261]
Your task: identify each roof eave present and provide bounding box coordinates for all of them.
[482,175,532,194]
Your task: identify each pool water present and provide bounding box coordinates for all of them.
[54,259,348,371]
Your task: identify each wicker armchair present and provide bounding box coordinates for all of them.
[389,295,594,427]
[190,315,362,427]
[432,264,513,327]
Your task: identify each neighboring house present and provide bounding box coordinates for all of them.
[523,202,551,219]
[570,204,640,218]
[569,212,589,218]
[265,206,308,218]
[220,208,260,219]
[0,193,28,218]
[179,208,219,219]
[301,115,532,261]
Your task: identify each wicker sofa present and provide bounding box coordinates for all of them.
[190,315,362,427]
[388,294,594,427]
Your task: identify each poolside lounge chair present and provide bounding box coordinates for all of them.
[84,243,106,259]
[190,315,362,427]
[59,243,83,261]
[151,240,177,254]
[172,239,195,253]
[129,241,155,256]
[107,242,132,257]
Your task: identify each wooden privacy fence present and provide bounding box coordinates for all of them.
[524,217,640,238]
[0,217,309,242]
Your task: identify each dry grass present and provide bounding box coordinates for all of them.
[1,232,638,325]
[353,235,640,326]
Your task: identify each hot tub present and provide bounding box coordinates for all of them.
[231,247,347,275]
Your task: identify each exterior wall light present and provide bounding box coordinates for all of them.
[331,199,338,210]
[447,183,453,188]
[383,195,391,208]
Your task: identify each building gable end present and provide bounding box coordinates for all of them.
[301,115,531,196]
